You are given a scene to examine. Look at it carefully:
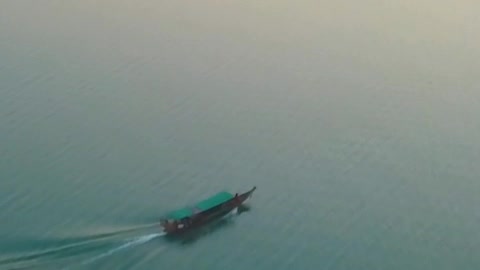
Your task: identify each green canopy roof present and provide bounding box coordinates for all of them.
[195,191,234,211]
[167,207,193,220]
[166,191,234,220]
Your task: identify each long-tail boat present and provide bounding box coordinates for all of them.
[160,186,256,234]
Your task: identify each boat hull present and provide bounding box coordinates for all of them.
[161,187,256,235]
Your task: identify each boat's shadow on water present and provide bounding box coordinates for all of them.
[163,205,251,245]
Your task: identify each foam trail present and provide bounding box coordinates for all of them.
[82,233,164,265]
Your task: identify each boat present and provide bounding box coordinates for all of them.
[160,186,256,234]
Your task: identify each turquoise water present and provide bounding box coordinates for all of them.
[1,1,480,269]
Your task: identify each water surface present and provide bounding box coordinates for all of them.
[1,1,480,269]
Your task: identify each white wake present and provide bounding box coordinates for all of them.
[81,232,164,265]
